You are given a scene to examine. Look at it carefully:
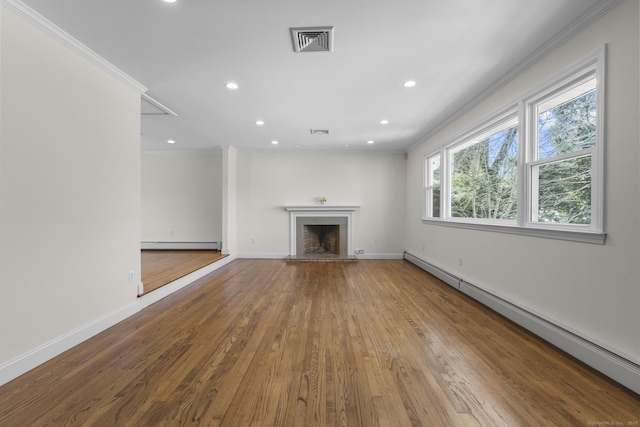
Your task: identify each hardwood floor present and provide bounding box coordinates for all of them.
[0,259,638,426]
[141,250,226,295]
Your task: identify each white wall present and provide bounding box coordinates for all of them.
[405,0,640,364]
[236,150,406,258]
[0,7,141,364]
[141,151,222,243]
[221,146,238,255]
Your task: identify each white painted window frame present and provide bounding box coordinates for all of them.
[423,46,606,244]
[521,51,604,234]
[424,152,441,218]
[443,109,519,226]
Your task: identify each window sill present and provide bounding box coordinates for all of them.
[421,219,606,244]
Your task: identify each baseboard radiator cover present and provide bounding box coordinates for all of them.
[403,251,461,290]
[141,241,221,250]
[403,251,640,395]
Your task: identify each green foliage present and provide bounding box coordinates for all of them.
[448,88,596,225]
[536,90,595,224]
[537,156,591,224]
[451,127,518,219]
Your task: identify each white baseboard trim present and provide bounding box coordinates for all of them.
[0,254,236,387]
[403,250,640,395]
[138,254,236,307]
[355,252,404,260]
[141,241,221,250]
[0,301,140,387]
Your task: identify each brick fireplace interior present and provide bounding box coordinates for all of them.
[295,216,348,259]
[304,225,339,255]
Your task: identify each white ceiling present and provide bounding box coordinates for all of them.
[20,0,604,152]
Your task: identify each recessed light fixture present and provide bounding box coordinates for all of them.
[226,82,239,89]
[367,140,375,144]
[380,120,389,125]
[403,80,417,88]
[163,0,176,3]
[271,140,279,145]
[256,120,265,126]
[167,139,176,144]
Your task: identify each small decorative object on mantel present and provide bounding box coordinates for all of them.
[317,196,327,205]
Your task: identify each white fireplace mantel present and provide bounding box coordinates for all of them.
[284,205,360,256]
[284,205,361,212]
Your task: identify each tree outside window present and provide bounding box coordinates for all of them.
[423,48,604,240]
[450,124,518,220]
[425,154,441,217]
[533,84,596,225]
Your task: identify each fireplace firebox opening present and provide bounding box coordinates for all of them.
[294,216,348,259]
[304,224,339,255]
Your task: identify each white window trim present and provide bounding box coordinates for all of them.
[522,51,604,233]
[422,46,607,245]
[424,152,441,218]
[443,107,519,224]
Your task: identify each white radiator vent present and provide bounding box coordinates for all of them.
[290,26,334,53]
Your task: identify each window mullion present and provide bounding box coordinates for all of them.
[517,100,528,226]
[422,45,605,239]
[442,149,451,219]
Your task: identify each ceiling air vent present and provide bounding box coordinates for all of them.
[290,26,334,53]
[310,129,330,135]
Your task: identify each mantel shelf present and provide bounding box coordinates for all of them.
[284,205,361,212]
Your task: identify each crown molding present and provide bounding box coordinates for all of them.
[141,93,178,117]
[407,0,624,152]
[0,0,147,94]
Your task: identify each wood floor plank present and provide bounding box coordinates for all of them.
[141,250,226,294]
[0,259,638,426]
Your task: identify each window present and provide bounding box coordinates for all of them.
[449,117,518,221]
[425,153,441,217]
[423,47,605,243]
[527,77,598,228]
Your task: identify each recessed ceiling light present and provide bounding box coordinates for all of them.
[271,140,279,145]
[167,139,176,144]
[226,82,239,89]
[403,80,416,88]
[256,120,265,125]
[380,120,389,125]
[163,0,176,3]
[367,140,375,144]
